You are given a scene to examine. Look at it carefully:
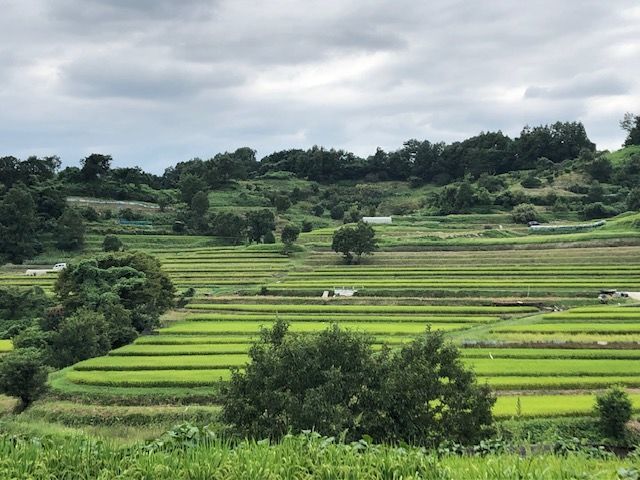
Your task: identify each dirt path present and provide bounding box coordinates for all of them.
[628,292,640,301]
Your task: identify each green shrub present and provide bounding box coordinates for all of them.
[0,347,48,409]
[582,202,618,220]
[521,175,542,188]
[595,386,632,439]
[102,234,124,252]
[511,203,541,224]
[301,220,313,232]
[263,231,276,244]
[222,321,494,445]
[330,205,344,220]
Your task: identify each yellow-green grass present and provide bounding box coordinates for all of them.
[65,370,640,391]
[493,393,640,418]
[271,279,640,288]
[543,310,640,320]
[0,339,12,353]
[159,321,467,335]
[0,395,17,414]
[485,332,640,343]
[74,354,249,371]
[493,323,640,334]
[181,313,498,324]
[110,343,252,356]
[73,355,640,377]
[66,369,232,387]
[48,369,221,404]
[184,304,537,314]
[468,358,640,377]
[461,348,640,360]
[483,375,640,390]
[312,265,640,273]
[135,334,419,345]
[135,335,258,345]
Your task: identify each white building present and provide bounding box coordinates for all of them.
[362,216,392,224]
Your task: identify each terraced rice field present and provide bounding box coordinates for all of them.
[9,240,640,424]
[0,242,292,293]
[57,302,534,394]
[269,246,640,297]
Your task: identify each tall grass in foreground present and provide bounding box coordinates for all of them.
[0,431,632,479]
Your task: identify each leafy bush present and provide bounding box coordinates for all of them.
[222,321,495,445]
[102,234,124,252]
[511,203,541,224]
[331,221,378,264]
[263,231,276,244]
[521,175,542,188]
[80,206,99,222]
[281,224,300,250]
[0,347,48,408]
[55,208,85,251]
[301,220,313,232]
[595,386,632,439]
[582,202,618,220]
[627,187,640,211]
[330,205,344,220]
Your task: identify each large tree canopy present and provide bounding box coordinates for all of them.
[222,321,495,445]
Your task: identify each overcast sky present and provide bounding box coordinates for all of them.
[1,0,639,173]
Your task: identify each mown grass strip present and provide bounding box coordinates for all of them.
[484,375,640,390]
[461,348,640,360]
[182,313,498,324]
[185,304,537,314]
[160,321,465,335]
[74,354,249,371]
[66,369,231,387]
[110,343,252,356]
[493,323,640,334]
[467,358,640,377]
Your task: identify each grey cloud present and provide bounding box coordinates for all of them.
[60,54,243,100]
[525,73,630,99]
[0,0,639,172]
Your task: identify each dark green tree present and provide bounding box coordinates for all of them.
[178,173,208,204]
[281,224,300,253]
[55,252,174,346]
[511,203,541,224]
[627,187,640,211]
[595,386,632,439]
[80,153,112,182]
[273,195,292,213]
[0,348,48,410]
[331,221,378,264]
[55,208,85,251]
[47,309,111,368]
[0,183,41,264]
[210,212,247,245]
[222,322,494,445]
[586,156,613,182]
[102,234,124,252]
[586,182,605,203]
[246,209,276,243]
[190,191,209,217]
[621,113,640,147]
[330,205,344,220]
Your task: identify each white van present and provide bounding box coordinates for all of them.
[52,263,67,271]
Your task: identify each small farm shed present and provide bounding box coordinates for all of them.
[334,287,358,297]
[362,216,392,224]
